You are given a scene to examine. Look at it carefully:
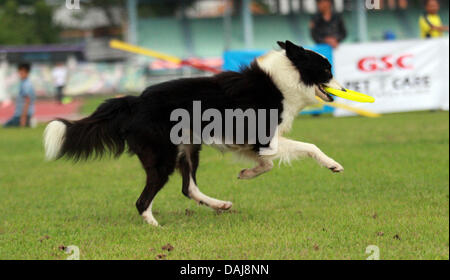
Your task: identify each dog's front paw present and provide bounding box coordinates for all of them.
[328,162,344,173]
[219,201,233,210]
[321,156,344,173]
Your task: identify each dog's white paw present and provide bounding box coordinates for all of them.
[320,156,344,173]
[217,201,233,210]
[142,214,159,227]
[327,161,344,173]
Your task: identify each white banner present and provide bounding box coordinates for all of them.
[333,38,449,117]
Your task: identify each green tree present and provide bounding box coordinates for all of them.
[0,0,60,45]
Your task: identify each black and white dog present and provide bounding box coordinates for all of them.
[44,41,344,226]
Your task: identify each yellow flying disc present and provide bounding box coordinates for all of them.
[323,86,375,103]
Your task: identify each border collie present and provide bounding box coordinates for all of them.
[44,41,344,226]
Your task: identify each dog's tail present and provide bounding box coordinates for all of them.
[44,96,138,161]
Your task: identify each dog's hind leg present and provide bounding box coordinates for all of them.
[272,137,344,172]
[238,157,273,179]
[178,144,232,211]
[178,144,201,198]
[136,146,177,226]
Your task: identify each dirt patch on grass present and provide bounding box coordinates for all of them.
[156,254,166,260]
[185,209,194,216]
[162,243,174,252]
[39,235,50,242]
[215,209,239,215]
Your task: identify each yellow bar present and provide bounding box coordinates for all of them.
[109,39,182,64]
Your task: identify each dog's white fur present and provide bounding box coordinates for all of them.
[44,120,66,160]
[188,175,233,210]
[142,201,159,226]
[267,137,344,172]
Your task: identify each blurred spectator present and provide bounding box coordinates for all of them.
[3,63,35,128]
[398,0,408,9]
[52,62,67,104]
[382,0,409,9]
[419,0,449,38]
[310,0,347,48]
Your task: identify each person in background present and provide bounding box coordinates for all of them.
[52,62,67,104]
[419,0,449,39]
[3,63,35,128]
[310,0,347,48]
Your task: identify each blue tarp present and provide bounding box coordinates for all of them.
[223,44,333,72]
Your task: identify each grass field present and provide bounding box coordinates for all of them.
[0,97,448,260]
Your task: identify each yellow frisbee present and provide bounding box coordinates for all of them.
[323,86,375,103]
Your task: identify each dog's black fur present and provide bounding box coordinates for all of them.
[46,40,337,222]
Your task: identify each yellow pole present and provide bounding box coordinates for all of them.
[110,39,182,64]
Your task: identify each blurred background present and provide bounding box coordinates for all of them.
[0,0,448,123]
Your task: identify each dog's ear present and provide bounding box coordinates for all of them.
[285,40,306,59]
[277,41,286,49]
[285,40,305,53]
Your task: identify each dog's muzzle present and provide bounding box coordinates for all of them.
[315,78,346,102]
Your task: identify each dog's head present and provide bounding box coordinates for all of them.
[277,40,344,102]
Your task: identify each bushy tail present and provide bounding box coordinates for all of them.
[44,96,138,161]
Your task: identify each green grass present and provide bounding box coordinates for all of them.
[0,97,448,260]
